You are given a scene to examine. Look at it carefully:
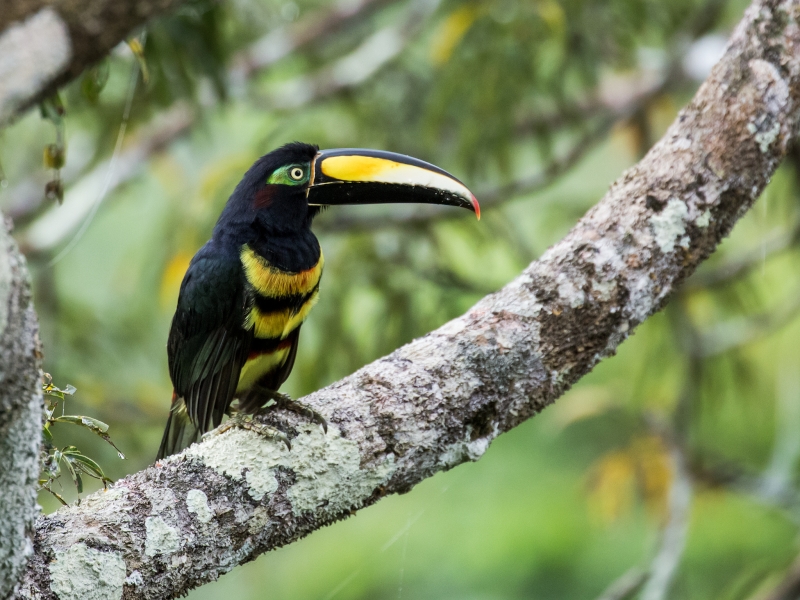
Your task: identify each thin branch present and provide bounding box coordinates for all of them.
[18,103,194,255]
[667,303,800,520]
[684,221,800,289]
[594,568,648,600]
[13,1,800,597]
[761,555,800,600]
[7,69,265,230]
[640,439,693,600]
[602,423,694,600]
[697,288,800,357]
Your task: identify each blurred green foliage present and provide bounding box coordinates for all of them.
[2,0,799,597]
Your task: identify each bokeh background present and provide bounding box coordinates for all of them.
[4,0,800,598]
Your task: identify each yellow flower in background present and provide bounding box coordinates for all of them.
[536,0,565,34]
[159,252,193,309]
[431,6,479,66]
[587,435,673,525]
[587,449,638,524]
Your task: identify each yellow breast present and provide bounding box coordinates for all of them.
[240,245,323,298]
[240,245,323,340]
[245,293,320,339]
[236,346,291,393]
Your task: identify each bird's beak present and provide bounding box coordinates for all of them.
[307,149,480,219]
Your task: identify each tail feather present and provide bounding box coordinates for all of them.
[156,399,200,461]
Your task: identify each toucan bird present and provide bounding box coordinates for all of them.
[156,142,479,460]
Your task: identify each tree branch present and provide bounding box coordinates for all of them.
[12,0,800,598]
[0,0,198,126]
[762,554,800,600]
[640,438,693,600]
[594,568,647,600]
[0,218,42,598]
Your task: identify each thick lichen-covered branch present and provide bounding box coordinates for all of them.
[0,218,42,598]
[11,1,800,598]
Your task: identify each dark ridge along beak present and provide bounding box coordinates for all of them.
[307,148,480,219]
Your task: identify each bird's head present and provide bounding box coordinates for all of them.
[222,142,479,236]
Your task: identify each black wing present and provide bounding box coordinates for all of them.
[237,324,302,414]
[168,244,253,434]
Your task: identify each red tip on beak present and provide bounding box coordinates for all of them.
[472,194,481,220]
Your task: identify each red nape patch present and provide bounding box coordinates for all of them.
[253,186,278,209]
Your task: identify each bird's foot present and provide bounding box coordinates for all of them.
[214,412,292,450]
[254,387,328,434]
[278,396,328,434]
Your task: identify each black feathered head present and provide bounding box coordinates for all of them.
[215,141,479,237]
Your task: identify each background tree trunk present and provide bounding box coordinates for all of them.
[0,218,42,598]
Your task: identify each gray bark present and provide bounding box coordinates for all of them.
[0,0,197,126]
[0,218,42,598]
[8,0,800,598]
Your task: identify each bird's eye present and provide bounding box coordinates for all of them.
[289,167,305,180]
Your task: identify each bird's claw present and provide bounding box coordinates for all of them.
[254,387,328,434]
[215,413,292,450]
[277,396,328,434]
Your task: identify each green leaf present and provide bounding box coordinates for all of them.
[43,374,76,400]
[63,450,111,483]
[81,61,110,104]
[60,454,83,494]
[39,94,65,126]
[42,423,53,444]
[54,415,110,433]
[40,485,68,506]
[53,415,125,459]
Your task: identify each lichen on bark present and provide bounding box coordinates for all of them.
[0,218,42,598]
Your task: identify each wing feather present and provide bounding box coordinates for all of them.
[167,244,253,437]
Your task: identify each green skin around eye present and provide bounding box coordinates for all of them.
[267,164,310,186]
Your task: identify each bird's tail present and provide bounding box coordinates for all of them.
[156,396,200,461]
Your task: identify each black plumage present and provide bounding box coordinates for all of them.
[158,143,321,459]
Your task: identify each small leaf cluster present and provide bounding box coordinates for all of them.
[39,374,124,506]
[39,95,67,204]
